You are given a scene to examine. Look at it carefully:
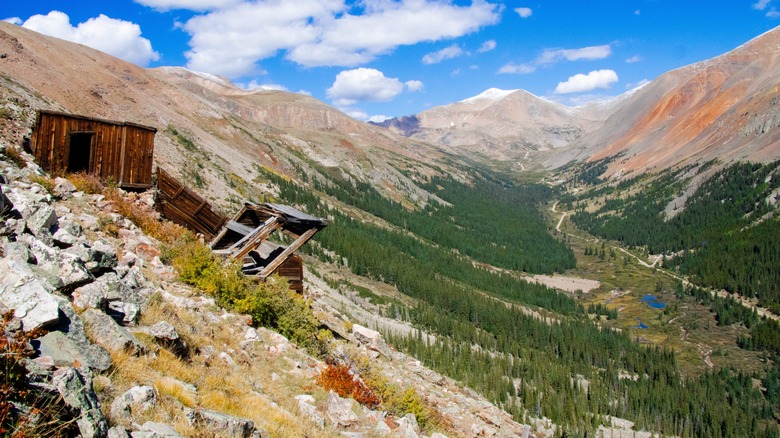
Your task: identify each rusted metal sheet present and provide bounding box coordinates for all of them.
[155,167,228,240]
[30,110,156,189]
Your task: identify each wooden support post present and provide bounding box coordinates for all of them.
[258,227,319,278]
[230,217,282,260]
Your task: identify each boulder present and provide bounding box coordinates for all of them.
[71,272,129,310]
[53,177,77,197]
[184,408,257,438]
[146,321,187,357]
[81,308,144,354]
[3,239,34,263]
[110,386,157,421]
[0,258,60,330]
[296,394,324,428]
[108,301,141,326]
[52,367,109,438]
[394,413,420,438]
[352,323,392,357]
[326,390,358,428]
[35,296,112,371]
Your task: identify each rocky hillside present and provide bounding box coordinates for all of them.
[545,26,780,178]
[0,141,542,436]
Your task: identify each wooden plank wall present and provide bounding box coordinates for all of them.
[120,125,155,188]
[155,167,228,240]
[278,254,304,292]
[31,112,155,189]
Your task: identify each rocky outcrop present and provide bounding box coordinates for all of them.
[53,367,109,438]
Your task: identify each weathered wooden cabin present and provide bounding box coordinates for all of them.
[210,203,328,292]
[30,110,157,189]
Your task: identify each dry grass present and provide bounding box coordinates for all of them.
[89,286,339,437]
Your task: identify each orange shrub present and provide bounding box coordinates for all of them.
[316,363,381,409]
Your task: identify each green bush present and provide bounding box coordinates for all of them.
[163,238,325,351]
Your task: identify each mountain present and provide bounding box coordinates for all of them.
[0,21,451,213]
[374,88,613,161]
[545,26,780,177]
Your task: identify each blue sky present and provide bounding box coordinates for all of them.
[3,1,778,121]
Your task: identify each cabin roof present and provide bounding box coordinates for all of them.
[36,109,158,133]
[258,202,328,227]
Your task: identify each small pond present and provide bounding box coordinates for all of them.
[641,294,666,309]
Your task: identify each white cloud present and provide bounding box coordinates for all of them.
[767,8,780,17]
[238,80,288,91]
[368,114,391,123]
[539,45,612,64]
[626,55,642,63]
[134,0,241,11]
[3,17,22,25]
[500,44,611,75]
[345,109,369,120]
[478,39,496,53]
[634,9,641,15]
[554,69,618,94]
[753,0,772,10]
[498,62,536,74]
[405,80,424,92]
[515,7,533,18]
[422,44,463,64]
[326,68,404,106]
[181,0,501,76]
[20,11,159,66]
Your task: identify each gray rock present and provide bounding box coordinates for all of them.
[0,258,60,330]
[27,204,58,240]
[81,308,144,354]
[3,239,34,263]
[53,177,77,197]
[148,321,178,340]
[35,296,111,371]
[326,390,358,428]
[131,422,182,438]
[52,228,80,247]
[184,408,257,438]
[90,240,118,271]
[108,301,140,325]
[72,272,128,310]
[108,426,132,438]
[352,324,392,357]
[374,419,392,436]
[110,386,157,421]
[79,213,100,231]
[52,367,109,438]
[65,240,117,273]
[55,254,95,290]
[296,394,324,428]
[394,413,420,438]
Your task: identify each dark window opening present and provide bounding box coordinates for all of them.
[67,133,93,173]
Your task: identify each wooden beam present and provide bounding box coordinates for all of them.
[229,216,282,260]
[258,227,319,278]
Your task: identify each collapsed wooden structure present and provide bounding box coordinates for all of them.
[155,167,228,241]
[209,203,328,292]
[155,168,327,292]
[29,110,156,189]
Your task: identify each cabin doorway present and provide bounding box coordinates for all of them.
[67,132,94,173]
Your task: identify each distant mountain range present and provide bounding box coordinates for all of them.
[1,20,778,191]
